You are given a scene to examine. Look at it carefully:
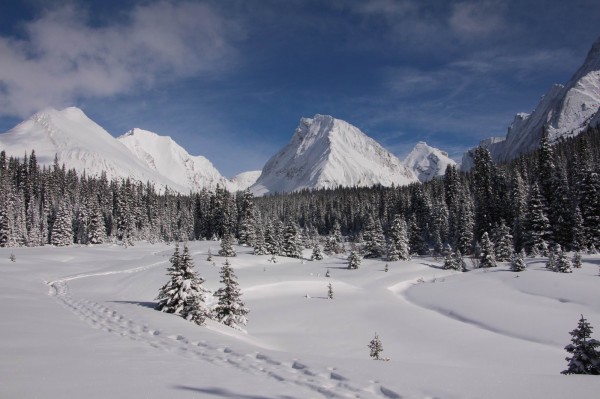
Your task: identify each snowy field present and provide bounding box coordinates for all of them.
[1,242,599,398]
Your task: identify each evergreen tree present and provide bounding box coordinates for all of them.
[347,250,361,269]
[479,232,496,268]
[237,189,257,246]
[571,206,586,251]
[0,199,9,247]
[524,183,551,256]
[368,333,384,360]
[88,199,107,244]
[408,215,428,256]
[510,250,527,272]
[327,283,333,299]
[281,221,302,258]
[562,315,600,375]
[492,221,513,261]
[387,214,410,261]
[310,242,324,260]
[219,228,237,257]
[556,247,573,273]
[578,170,600,249]
[263,219,279,255]
[252,225,268,255]
[573,252,582,268]
[156,244,208,318]
[213,258,249,330]
[51,201,73,246]
[363,217,386,258]
[443,251,458,270]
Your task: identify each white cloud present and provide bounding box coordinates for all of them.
[0,1,238,117]
[449,1,506,38]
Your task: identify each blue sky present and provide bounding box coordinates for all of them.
[0,0,599,177]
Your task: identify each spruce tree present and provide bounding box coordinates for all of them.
[510,250,527,272]
[51,201,73,246]
[281,221,302,258]
[556,247,573,273]
[237,189,257,246]
[524,183,551,256]
[546,248,557,271]
[492,221,513,261]
[363,217,385,258]
[219,228,237,257]
[562,315,600,375]
[443,251,458,270]
[213,258,249,330]
[88,200,106,244]
[310,242,324,261]
[387,214,410,261]
[327,283,333,299]
[368,333,384,360]
[479,232,496,268]
[573,252,582,268]
[347,250,361,269]
[156,244,209,321]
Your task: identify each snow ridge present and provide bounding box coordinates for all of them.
[250,115,418,195]
[461,36,600,170]
[403,141,456,182]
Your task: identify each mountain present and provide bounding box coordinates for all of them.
[250,114,418,195]
[0,107,188,191]
[403,141,456,182]
[118,128,230,192]
[462,36,600,170]
[228,170,262,192]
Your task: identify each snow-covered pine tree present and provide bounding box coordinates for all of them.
[252,224,268,255]
[524,183,551,256]
[479,232,496,268]
[363,217,385,258]
[281,221,302,258]
[368,333,384,360]
[156,244,209,322]
[347,250,361,269]
[0,199,9,247]
[556,247,573,273]
[237,189,257,247]
[454,249,466,272]
[510,249,527,272]
[219,228,237,257]
[51,201,73,246]
[546,248,557,271]
[578,170,600,249]
[88,199,106,244]
[310,242,324,260]
[443,251,457,270]
[492,221,513,261]
[573,252,582,268]
[387,214,410,261]
[327,283,333,299]
[263,219,278,255]
[213,258,249,330]
[562,315,600,375]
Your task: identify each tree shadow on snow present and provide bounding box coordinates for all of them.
[418,262,444,270]
[110,300,157,309]
[173,386,295,399]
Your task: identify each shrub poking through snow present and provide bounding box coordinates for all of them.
[562,315,600,375]
[573,252,582,268]
[510,250,527,272]
[327,283,333,299]
[347,250,361,269]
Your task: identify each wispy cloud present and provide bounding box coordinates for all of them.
[0,1,239,117]
[449,1,506,38]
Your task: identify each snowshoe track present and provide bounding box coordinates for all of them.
[47,268,401,399]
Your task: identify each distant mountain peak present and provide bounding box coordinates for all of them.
[250,115,417,195]
[403,141,456,182]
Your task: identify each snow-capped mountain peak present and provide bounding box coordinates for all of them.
[461,35,600,170]
[117,128,230,192]
[250,114,418,195]
[403,141,456,182]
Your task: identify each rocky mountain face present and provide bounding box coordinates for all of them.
[462,36,600,170]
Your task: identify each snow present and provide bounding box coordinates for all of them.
[118,128,230,192]
[251,115,418,195]
[2,242,599,398]
[462,36,600,170]
[402,141,456,182]
[228,170,262,192]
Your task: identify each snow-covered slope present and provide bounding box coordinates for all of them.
[0,107,188,191]
[118,128,230,192]
[250,115,418,195]
[462,36,600,169]
[403,141,456,182]
[228,170,262,192]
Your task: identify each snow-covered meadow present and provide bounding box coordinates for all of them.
[1,242,599,398]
